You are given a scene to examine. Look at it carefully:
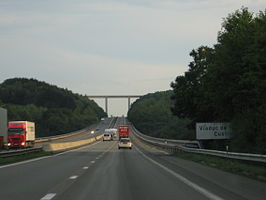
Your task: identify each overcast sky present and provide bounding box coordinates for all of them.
[0,0,265,116]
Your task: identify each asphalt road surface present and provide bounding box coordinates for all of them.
[0,118,265,200]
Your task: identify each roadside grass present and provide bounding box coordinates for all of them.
[0,151,53,166]
[174,151,266,183]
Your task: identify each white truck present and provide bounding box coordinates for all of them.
[105,128,118,139]
[0,107,7,148]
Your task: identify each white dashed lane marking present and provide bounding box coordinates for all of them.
[83,166,89,169]
[69,176,78,179]
[40,193,56,200]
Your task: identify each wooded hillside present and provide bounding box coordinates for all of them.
[0,78,106,137]
[128,91,194,140]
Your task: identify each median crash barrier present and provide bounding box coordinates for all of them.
[0,147,43,158]
[35,128,90,143]
[43,134,103,152]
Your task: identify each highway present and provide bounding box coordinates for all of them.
[0,117,265,200]
[37,117,115,144]
[0,118,114,155]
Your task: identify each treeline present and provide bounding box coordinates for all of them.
[0,78,106,137]
[171,8,266,153]
[128,91,194,140]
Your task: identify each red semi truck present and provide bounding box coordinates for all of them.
[8,121,35,148]
[119,125,129,139]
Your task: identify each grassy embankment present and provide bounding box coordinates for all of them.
[0,151,53,166]
[174,151,266,183]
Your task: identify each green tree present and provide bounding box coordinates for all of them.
[171,46,215,123]
[171,8,266,153]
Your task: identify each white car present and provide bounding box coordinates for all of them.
[118,138,132,149]
[103,133,112,141]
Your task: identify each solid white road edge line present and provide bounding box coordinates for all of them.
[40,193,56,200]
[135,146,224,200]
[0,141,102,169]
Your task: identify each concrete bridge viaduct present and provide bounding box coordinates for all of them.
[87,95,142,116]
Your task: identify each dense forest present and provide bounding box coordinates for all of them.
[128,91,194,140]
[0,78,106,137]
[171,8,266,153]
[128,8,266,154]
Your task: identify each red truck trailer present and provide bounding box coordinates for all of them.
[8,121,35,148]
[119,125,129,139]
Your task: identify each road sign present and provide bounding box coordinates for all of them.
[196,123,231,140]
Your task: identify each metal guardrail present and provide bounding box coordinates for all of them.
[131,123,266,163]
[0,147,43,158]
[130,124,200,147]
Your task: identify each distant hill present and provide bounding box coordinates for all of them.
[0,78,106,137]
[127,90,194,140]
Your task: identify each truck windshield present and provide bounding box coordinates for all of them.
[8,128,24,135]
